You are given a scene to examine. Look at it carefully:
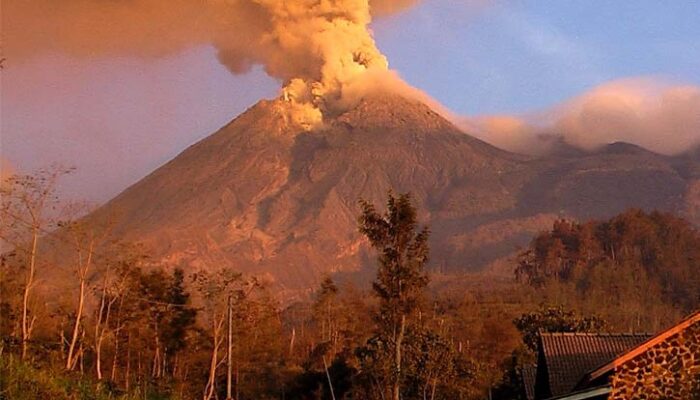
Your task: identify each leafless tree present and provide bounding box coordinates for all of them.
[0,166,73,360]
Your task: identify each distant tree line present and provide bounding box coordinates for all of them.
[516,209,700,330]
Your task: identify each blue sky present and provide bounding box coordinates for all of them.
[4,1,700,201]
[374,0,700,114]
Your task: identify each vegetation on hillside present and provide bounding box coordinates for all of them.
[2,169,699,399]
[516,209,700,331]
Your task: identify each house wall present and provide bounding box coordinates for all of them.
[609,322,700,399]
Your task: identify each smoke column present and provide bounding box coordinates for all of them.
[5,0,425,127]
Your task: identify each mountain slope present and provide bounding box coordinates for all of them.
[86,94,695,292]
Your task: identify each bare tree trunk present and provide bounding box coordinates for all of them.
[152,322,161,379]
[288,327,296,357]
[111,296,125,382]
[111,337,119,382]
[95,335,103,379]
[172,353,178,379]
[66,272,87,369]
[323,356,337,400]
[162,347,167,377]
[66,246,92,370]
[422,375,430,400]
[125,332,132,391]
[327,301,332,343]
[204,315,223,400]
[226,296,233,400]
[204,341,218,400]
[137,346,142,389]
[94,277,108,379]
[430,377,438,400]
[60,330,68,362]
[20,229,38,360]
[393,314,406,400]
[79,344,84,374]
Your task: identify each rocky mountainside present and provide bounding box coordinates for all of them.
[85,94,698,294]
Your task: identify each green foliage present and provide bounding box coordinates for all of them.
[138,267,197,366]
[513,305,608,352]
[402,328,477,399]
[358,192,430,331]
[193,267,284,399]
[8,187,699,400]
[284,355,357,400]
[516,209,700,330]
[0,356,174,400]
[161,269,197,355]
[355,327,478,400]
[355,192,478,399]
[357,192,431,399]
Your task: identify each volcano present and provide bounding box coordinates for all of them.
[86,94,697,293]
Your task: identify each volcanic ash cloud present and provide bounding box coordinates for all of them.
[5,0,426,128]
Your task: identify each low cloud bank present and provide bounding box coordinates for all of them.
[463,78,700,156]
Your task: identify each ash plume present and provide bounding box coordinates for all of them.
[5,0,427,127]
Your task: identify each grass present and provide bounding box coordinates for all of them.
[0,356,174,400]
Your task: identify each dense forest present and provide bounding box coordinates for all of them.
[1,170,699,399]
[516,209,700,330]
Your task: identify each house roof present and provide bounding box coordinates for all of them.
[522,364,537,400]
[538,332,652,397]
[584,310,700,383]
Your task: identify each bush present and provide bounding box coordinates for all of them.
[0,356,173,400]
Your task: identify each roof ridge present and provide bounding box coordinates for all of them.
[540,332,654,337]
[584,310,700,384]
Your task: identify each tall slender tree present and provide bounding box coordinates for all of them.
[358,192,430,400]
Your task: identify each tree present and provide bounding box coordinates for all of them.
[193,268,259,400]
[92,255,120,380]
[312,277,338,347]
[0,166,73,360]
[137,267,197,381]
[513,306,607,352]
[92,242,146,382]
[515,210,700,331]
[358,192,430,400]
[61,209,114,371]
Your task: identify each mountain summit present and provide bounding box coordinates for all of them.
[87,94,697,292]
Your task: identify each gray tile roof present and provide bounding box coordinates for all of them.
[538,332,652,397]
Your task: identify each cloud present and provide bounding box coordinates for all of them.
[370,0,421,16]
[0,158,15,183]
[465,78,700,155]
[466,115,540,155]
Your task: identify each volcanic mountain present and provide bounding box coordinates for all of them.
[86,94,697,293]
